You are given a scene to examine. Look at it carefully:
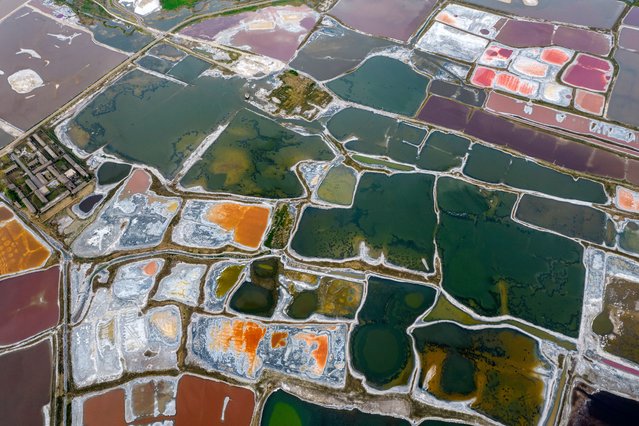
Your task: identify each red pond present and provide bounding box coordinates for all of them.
[0,266,60,346]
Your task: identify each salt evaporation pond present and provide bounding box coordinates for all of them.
[607,48,639,128]
[0,267,59,345]
[261,389,410,426]
[316,164,357,206]
[436,177,585,337]
[180,5,318,62]
[96,162,132,186]
[418,96,639,186]
[181,109,334,198]
[65,67,246,178]
[412,322,549,425]
[515,195,612,245]
[0,128,13,149]
[77,194,104,215]
[463,144,608,204]
[327,56,430,116]
[290,19,397,81]
[460,0,625,29]
[0,339,53,426]
[327,107,426,164]
[0,7,125,130]
[350,276,436,390]
[291,172,437,272]
[330,0,437,41]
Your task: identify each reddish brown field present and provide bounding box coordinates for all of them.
[175,374,255,425]
[83,389,126,426]
[0,339,53,426]
[0,266,59,345]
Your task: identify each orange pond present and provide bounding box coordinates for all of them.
[206,203,270,249]
[211,319,266,375]
[295,333,329,375]
[0,206,50,277]
[616,187,639,213]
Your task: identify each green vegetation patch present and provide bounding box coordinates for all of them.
[160,0,198,10]
[270,70,332,119]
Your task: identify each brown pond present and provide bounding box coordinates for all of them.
[0,266,59,345]
[83,389,126,426]
[175,374,255,425]
[0,339,53,426]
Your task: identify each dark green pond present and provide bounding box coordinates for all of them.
[327,56,430,116]
[181,109,334,198]
[291,172,437,272]
[96,161,132,186]
[436,177,585,337]
[229,257,280,318]
[350,276,436,389]
[515,194,612,245]
[464,144,607,204]
[261,389,410,426]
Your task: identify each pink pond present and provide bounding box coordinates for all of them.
[540,48,572,66]
[0,339,53,426]
[478,44,513,68]
[330,0,438,42]
[624,7,639,28]
[494,72,539,97]
[471,66,496,88]
[619,26,639,51]
[574,89,606,116]
[181,5,319,62]
[486,92,639,152]
[495,20,553,47]
[0,267,60,346]
[561,54,613,92]
[553,26,612,56]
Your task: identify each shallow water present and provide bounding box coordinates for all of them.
[290,21,397,81]
[327,56,429,116]
[67,68,246,178]
[181,109,333,198]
